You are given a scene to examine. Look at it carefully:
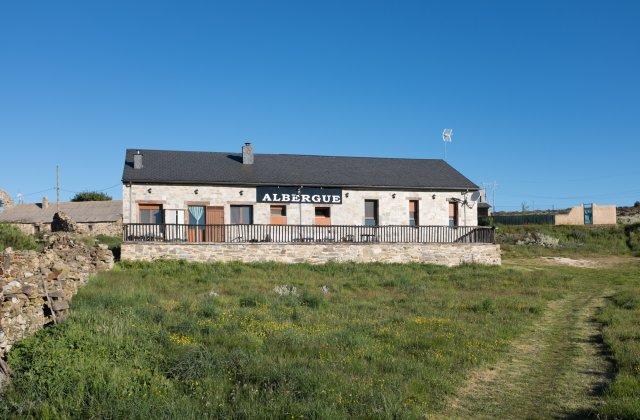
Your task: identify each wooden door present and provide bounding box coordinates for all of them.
[205,206,225,242]
[449,202,459,227]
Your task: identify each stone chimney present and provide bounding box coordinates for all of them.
[242,142,254,165]
[42,196,50,209]
[133,150,143,169]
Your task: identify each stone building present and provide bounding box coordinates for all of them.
[120,144,499,266]
[122,144,482,227]
[0,199,122,236]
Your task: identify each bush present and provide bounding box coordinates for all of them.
[0,224,40,251]
[96,235,122,260]
[624,223,640,256]
[71,191,112,202]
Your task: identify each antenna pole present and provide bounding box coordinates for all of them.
[492,181,497,212]
[56,165,60,211]
[444,141,447,160]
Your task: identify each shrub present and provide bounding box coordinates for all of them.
[300,290,324,308]
[0,224,40,251]
[239,293,265,307]
[96,234,122,260]
[71,191,112,202]
[624,223,640,254]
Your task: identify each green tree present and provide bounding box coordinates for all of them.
[71,191,112,202]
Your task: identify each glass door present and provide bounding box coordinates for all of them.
[584,204,593,225]
[188,206,206,242]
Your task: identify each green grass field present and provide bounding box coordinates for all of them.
[496,224,637,258]
[1,257,638,418]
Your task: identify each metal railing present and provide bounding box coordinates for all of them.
[123,224,495,244]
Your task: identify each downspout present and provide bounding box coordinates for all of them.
[128,182,133,223]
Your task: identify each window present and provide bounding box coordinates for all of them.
[364,200,379,226]
[139,204,163,224]
[314,207,331,225]
[448,201,459,227]
[188,206,206,226]
[270,205,287,225]
[231,205,253,224]
[409,200,419,226]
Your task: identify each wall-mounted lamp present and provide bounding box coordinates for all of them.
[194,189,199,195]
[239,190,244,196]
[147,188,152,194]
[391,193,396,199]
[432,194,436,199]
[345,192,349,198]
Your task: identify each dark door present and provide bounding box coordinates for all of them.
[584,204,593,225]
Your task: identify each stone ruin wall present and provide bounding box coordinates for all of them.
[0,233,114,359]
[8,221,122,237]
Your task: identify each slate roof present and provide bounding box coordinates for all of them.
[122,149,479,191]
[0,200,122,224]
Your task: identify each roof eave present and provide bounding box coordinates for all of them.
[121,179,479,191]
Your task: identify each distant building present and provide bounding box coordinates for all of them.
[0,199,122,236]
[477,189,492,220]
[554,203,616,226]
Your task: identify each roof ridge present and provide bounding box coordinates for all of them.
[126,148,447,162]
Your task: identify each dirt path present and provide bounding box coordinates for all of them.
[442,291,613,419]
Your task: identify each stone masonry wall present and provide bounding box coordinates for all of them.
[122,242,501,266]
[9,221,121,237]
[123,184,479,227]
[0,233,114,358]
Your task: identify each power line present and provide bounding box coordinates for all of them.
[498,188,640,201]
[500,170,640,185]
[21,187,56,197]
[61,184,121,195]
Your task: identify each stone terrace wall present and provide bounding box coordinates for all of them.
[122,242,501,266]
[0,233,114,358]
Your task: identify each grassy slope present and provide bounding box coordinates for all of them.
[1,260,638,418]
[496,224,633,258]
[597,287,640,418]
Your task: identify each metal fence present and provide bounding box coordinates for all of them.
[489,214,556,226]
[123,224,495,244]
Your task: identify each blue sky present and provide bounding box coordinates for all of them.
[1,0,639,210]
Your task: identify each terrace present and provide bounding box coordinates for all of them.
[123,223,495,244]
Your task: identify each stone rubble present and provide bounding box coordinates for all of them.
[0,232,114,358]
[515,232,560,248]
[51,211,87,234]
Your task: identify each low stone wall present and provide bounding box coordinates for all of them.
[0,234,114,358]
[122,242,501,266]
[8,221,121,237]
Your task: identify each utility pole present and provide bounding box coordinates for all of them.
[56,165,60,211]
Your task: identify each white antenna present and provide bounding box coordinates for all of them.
[16,193,24,204]
[442,128,453,160]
